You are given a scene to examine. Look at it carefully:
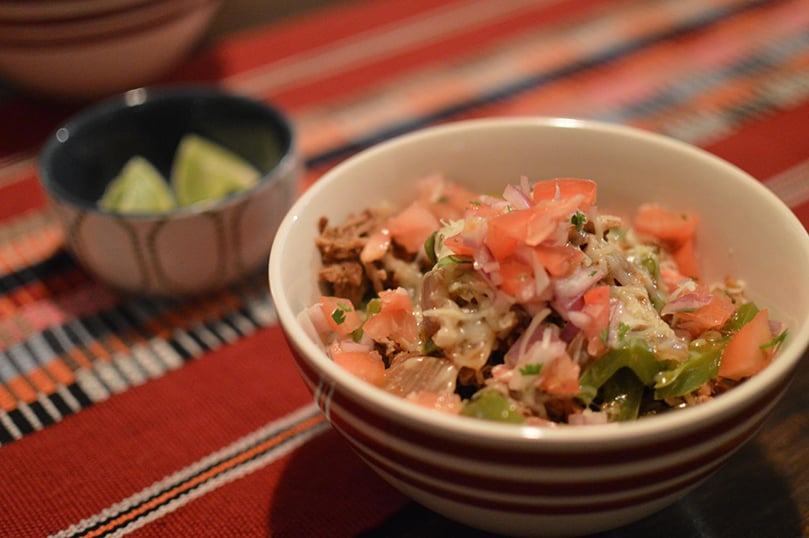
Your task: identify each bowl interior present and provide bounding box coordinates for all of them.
[270,117,809,441]
[39,86,294,212]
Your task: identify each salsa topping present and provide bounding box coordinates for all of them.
[304,174,786,426]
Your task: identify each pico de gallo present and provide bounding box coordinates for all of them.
[303,174,787,426]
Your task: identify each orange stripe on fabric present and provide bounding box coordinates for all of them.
[0,385,17,412]
[0,297,16,317]
[87,341,112,362]
[7,376,37,404]
[45,359,75,386]
[79,413,326,538]
[26,367,56,395]
[67,347,93,370]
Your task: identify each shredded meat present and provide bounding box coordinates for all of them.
[318,262,367,306]
[316,209,389,304]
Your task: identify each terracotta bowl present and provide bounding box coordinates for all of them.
[268,117,809,537]
[40,86,299,297]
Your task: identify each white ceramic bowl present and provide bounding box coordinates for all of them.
[269,117,809,537]
[40,86,299,297]
[0,0,220,101]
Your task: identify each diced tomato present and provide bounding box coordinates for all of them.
[484,206,556,260]
[464,200,503,219]
[718,308,774,380]
[674,290,735,337]
[443,232,474,257]
[660,265,689,294]
[581,285,610,338]
[405,391,462,414]
[534,245,584,277]
[360,228,392,263]
[484,209,529,260]
[633,203,699,244]
[539,352,581,395]
[672,236,700,279]
[498,257,535,299]
[320,296,363,337]
[417,173,478,221]
[532,178,597,210]
[386,201,440,254]
[332,346,386,387]
[362,288,419,348]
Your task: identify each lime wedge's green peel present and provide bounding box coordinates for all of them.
[99,156,176,214]
[98,134,261,214]
[171,134,260,207]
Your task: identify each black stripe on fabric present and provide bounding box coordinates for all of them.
[27,400,55,427]
[41,329,67,356]
[67,382,93,408]
[168,339,195,362]
[202,320,229,346]
[60,323,85,350]
[49,392,74,418]
[6,408,34,436]
[303,0,784,170]
[0,420,15,444]
[184,330,211,353]
[0,250,75,295]
[70,412,322,538]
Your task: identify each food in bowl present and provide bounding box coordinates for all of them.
[269,117,809,537]
[303,174,786,426]
[99,134,261,213]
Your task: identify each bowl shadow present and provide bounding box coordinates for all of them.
[267,427,409,537]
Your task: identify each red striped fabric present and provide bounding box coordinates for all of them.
[0,0,807,535]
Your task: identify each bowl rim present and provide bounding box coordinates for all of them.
[37,84,297,220]
[0,0,219,49]
[270,116,809,446]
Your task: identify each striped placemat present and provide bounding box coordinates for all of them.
[0,0,808,447]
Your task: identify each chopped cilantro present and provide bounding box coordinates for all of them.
[331,301,354,325]
[331,308,346,325]
[519,363,543,376]
[617,322,630,341]
[571,211,586,232]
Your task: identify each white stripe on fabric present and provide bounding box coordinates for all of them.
[765,158,809,208]
[50,403,326,538]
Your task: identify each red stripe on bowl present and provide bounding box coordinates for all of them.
[352,442,725,516]
[326,401,770,497]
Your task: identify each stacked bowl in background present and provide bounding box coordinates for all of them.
[0,0,221,101]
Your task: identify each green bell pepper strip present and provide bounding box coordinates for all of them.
[578,341,670,406]
[653,339,724,399]
[723,302,759,332]
[460,388,525,424]
[600,368,645,421]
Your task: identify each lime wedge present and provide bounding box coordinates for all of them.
[170,134,261,207]
[99,156,177,214]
